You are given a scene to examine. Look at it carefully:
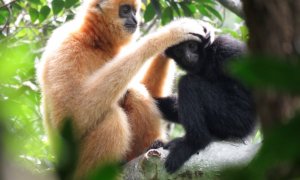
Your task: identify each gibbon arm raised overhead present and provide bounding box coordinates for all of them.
[83,19,208,113]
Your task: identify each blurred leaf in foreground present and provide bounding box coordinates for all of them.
[221,114,300,179]
[228,55,300,94]
[54,118,120,180]
[87,163,121,180]
[55,118,78,180]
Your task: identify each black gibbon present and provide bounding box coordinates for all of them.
[37,0,209,178]
[156,35,256,173]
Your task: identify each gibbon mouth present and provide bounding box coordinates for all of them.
[124,24,137,32]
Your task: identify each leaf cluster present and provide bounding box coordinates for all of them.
[143,0,223,25]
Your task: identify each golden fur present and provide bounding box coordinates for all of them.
[37,0,207,178]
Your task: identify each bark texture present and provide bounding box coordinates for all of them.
[242,0,300,129]
[216,0,244,18]
[123,141,260,180]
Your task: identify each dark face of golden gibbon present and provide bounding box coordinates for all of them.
[118,4,138,33]
[86,0,140,36]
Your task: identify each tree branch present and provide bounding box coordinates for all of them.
[216,0,244,18]
[0,0,17,9]
[123,141,261,179]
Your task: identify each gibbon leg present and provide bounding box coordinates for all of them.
[120,85,164,161]
[141,54,175,98]
[119,54,174,161]
[164,76,212,173]
[74,107,131,178]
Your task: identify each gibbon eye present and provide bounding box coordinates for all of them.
[120,4,131,15]
[187,41,198,52]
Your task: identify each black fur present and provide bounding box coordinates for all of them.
[157,35,256,173]
[155,96,178,123]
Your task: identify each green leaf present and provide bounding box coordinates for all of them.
[187,4,197,14]
[87,163,121,180]
[180,3,193,17]
[0,9,9,25]
[144,2,155,22]
[65,0,78,9]
[240,25,249,41]
[28,0,41,5]
[170,1,181,16]
[56,119,79,180]
[197,5,211,18]
[0,31,4,38]
[12,2,23,11]
[39,6,51,23]
[52,0,65,15]
[150,0,161,17]
[228,56,300,93]
[204,5,223,21]
[195,0,217,5]
[221,28,240,39]
[255,115,300,166]
[29,8,39,23]
[161,7,173,25]
[66,14,75,21]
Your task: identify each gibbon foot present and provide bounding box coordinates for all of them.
[164,138,195,173]
[163,137,183,150]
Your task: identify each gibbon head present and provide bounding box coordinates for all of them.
[165,33,212,74]
[164,20,215,73]
[79,0,141,44]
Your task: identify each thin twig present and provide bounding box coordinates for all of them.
[215,0,244,18]
[142,16,159,36]
[0,0,17,9]
[0,0,12,34]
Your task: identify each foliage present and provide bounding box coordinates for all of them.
[0,40,53,172]
[221,114,300,179]
[229,55,300,94]
[219,54,300,179]
[143,0,223,25]
[0,0,247,178]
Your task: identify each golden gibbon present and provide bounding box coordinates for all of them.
[37,0,208,178]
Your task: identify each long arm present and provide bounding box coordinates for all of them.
[155,96,179,123]
[141,54,175,98]
[82,19,206,114]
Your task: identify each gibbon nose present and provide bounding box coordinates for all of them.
[185,52,192,62]
[125,15,137,33]
[127,15,137,26]
[131,13,137,24]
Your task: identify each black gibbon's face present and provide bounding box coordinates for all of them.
[119,4,137,33]
[166,40,205,73]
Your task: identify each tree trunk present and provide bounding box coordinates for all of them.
[241,0,300,130]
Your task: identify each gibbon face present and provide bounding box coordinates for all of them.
[165,33,212,74]
[83,0,140,38]
[165,40,205,73]
[119,4,138,33]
